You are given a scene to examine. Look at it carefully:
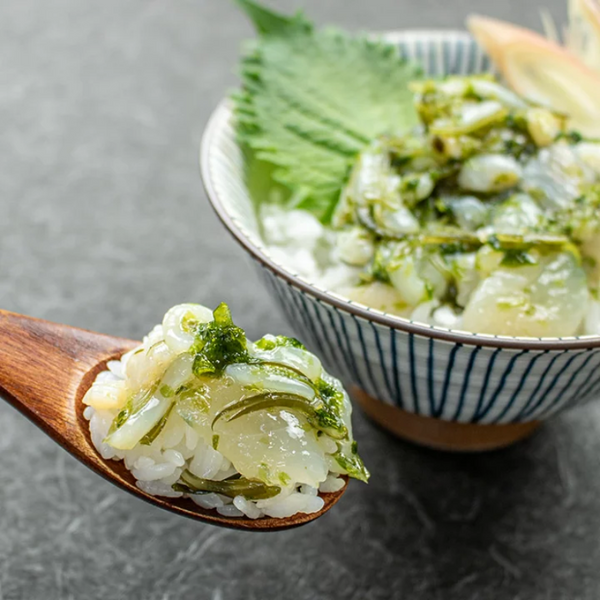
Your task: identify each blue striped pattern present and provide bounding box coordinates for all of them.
[204,30,600,425]
[258,264,600,423]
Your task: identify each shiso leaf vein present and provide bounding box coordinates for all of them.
[234,0,421,222]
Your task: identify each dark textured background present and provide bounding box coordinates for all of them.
[3,1,600,599]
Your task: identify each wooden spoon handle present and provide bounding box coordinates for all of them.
[0,309,135,440]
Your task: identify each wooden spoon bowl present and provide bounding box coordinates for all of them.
[0,309,347,532]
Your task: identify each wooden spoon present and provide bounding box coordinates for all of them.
[0,309,347,532]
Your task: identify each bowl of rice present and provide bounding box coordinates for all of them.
[201,29,600,451]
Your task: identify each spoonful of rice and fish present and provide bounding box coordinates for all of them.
[0,303,367,531]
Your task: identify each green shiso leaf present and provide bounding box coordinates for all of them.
[234,0,421,222]
[234,0,311,36]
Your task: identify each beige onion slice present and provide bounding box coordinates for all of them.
[468,15,600,135]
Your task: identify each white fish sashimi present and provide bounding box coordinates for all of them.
[224,363,317,401]
[463,251,589,337]
[162,304,213,354]
[105,395,173,451]
[248,343,323,382]
[215,410,329,489]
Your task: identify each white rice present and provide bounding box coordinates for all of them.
[261,205,360,293]
[85,349,346,520]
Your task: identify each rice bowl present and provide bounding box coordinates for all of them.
[201,27,600,450]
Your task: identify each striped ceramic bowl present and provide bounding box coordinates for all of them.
[201,30,600,451]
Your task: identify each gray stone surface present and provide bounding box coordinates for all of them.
[1,0,599,598]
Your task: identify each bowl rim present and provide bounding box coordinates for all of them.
[200,28,600,352]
